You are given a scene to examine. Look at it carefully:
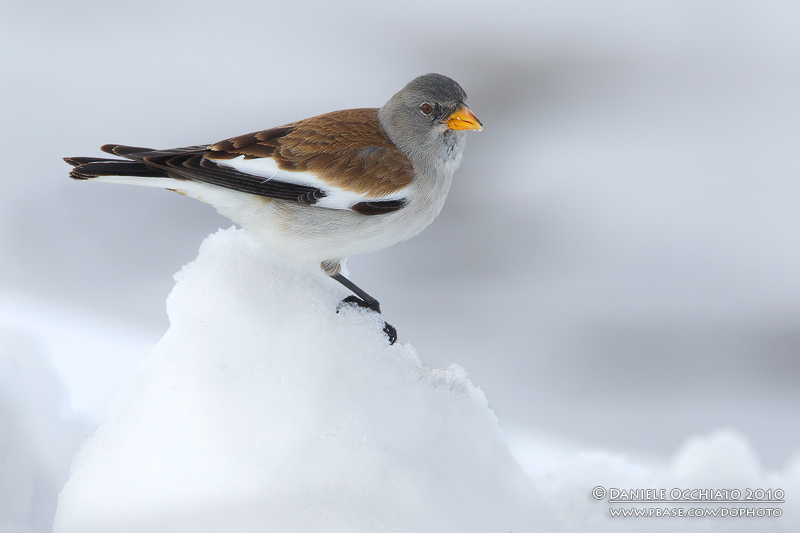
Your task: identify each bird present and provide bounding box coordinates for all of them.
[65,73,482,344]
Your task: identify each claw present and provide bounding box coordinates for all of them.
[382,322,398,345]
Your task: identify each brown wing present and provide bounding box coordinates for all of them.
[206,108,414,198]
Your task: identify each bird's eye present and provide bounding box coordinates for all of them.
[420,103,434,115]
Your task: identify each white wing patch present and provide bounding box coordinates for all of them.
[214,155,410,210]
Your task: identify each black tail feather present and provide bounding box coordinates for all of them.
[65,158,168,180]
[66,143,174,180]
[65,144,327,206]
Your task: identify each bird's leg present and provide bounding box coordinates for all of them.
[332,273,397,344]
[332,273,382,313]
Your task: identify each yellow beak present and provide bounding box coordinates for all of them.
[445,105,483,131]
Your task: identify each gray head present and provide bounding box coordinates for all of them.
[379,73,481,162]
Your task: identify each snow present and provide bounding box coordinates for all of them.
[0,228,795,532]
[0,294,151,422]
[0,329,91,533]
[52,228,556,533]
[512,428,799,532]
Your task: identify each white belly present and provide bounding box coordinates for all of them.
[183,175,452,266]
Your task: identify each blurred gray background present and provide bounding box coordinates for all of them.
[2,1,798,467]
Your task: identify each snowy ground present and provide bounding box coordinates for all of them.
[2,1,799,531]
[4,229,798,532]
[52,228,555,532]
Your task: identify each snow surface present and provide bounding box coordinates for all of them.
[0,329,91,533]
[52,228,557,533]
[0,227,789,532]
[513,428,799,532]
[0,294,150,422]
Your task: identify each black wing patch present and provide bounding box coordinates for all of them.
[350,199,407,215]
[161,153,325,202]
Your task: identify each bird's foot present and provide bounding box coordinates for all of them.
[340,295,380,314]
[337,296,397,344]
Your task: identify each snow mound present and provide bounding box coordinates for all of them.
[53,227,556,533]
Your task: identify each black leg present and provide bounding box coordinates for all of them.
[332,273,397,344]
[332,273,382,313]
